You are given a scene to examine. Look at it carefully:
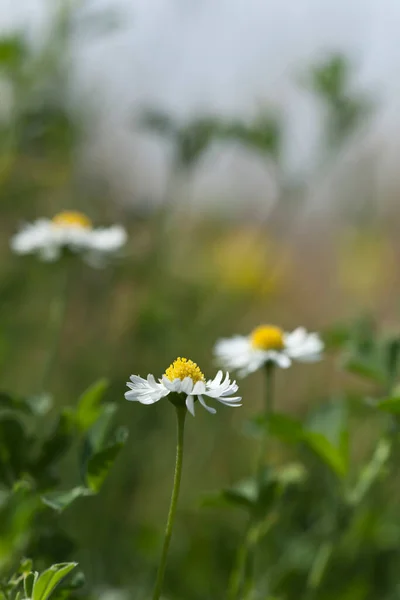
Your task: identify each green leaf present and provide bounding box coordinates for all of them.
[306,541,334,590]
[322,323,352,350]
[253,411,348,479]
[302,431,348,479]
[84,403,117,454]
[341,355,385,384]
[41,486,93,512]
[75,379,109,432]
[0,485,39,570]
[306,399,347,446]
[272,463,307,488]
[177,118,220,166]
[375,395,400,414]
[32,563,77,600]
[349,438,391,505]
[25,393,53,416]
[248,412,304,444]
[0,416,29,483]
[0,392,34,414]
[223,479,258,509]
[267,413,304,442]
[85,427,128,492]
[140,110,176,137]
[24,572,38,599]
[303,400,349,479]
[384,337,400,384]
[35,409,75,471]
[79,403,118,480]
[199,480,257,511]
[0,36,27,70]
[306,399,349,475]
[19,558,33,574]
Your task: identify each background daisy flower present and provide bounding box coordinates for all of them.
[11,211,127,263]
[214,325,324,377]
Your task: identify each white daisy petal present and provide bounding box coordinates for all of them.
[87,225,127,253]
[186,395,196,416]
[180,377,194,394]
[129,374,148,386]
[269,352,292,369]
[293,352,322,363]
[285,329,324,362]
[216,396,242,407]
[162,376,181,392]
[204,374,242,408]
[238,354,266,376]
[214,336,255,371]
[126,373,169,405]
[284,327,307,346]
[207,370,223,387]
[192,380,206,395]
[197,395,217,414]
[147,374,160,388]
[124,386,165,404]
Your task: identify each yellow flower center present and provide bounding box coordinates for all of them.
[250,325,284,351]
[52,211,92,229]
[164,357,205,383]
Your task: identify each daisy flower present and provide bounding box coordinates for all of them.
[11,211,127,263]
[214,325,324,377]
[125,357,242,416]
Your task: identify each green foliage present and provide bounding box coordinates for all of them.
[85,427,128,493]
[0,561,77,600]
[308,53,372,149]
[249,402,349,479]
[141,109,281,168]
[32,563,77,600]
[0,381,127,583]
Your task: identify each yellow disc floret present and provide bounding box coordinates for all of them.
[52,211,92,229]
[164,357,205,383]
[251,325,284,351]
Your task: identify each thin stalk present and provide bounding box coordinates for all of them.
[39,265,70,392]
[152,405,186,600]
[255,362,275,483]
[228,363,275,600]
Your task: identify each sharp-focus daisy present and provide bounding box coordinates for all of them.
[11,211,127,263]
[214,325,324,377]
[125,357,242,416]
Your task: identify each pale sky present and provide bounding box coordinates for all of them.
[3,0,400,215]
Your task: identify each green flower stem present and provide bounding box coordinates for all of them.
[39,264,71,392]
[228,363,275,600]
[256,362,275,482]
[152,405,186,600]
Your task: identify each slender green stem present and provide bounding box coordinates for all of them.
[228,363,275,600]
[228,526,253,600]
[39,265,70,392]
[255,362,275,483]
[152,405,186,600]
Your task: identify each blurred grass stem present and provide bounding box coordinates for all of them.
[152,405,186,600]
[256,362,275,481]
[228,363,275,600]
[39,264,71,392]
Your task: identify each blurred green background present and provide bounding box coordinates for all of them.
[2,4,400,600]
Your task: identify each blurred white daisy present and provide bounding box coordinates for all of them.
[11,211,127,263]
[214,325,323,377]
[125,357,242,416]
